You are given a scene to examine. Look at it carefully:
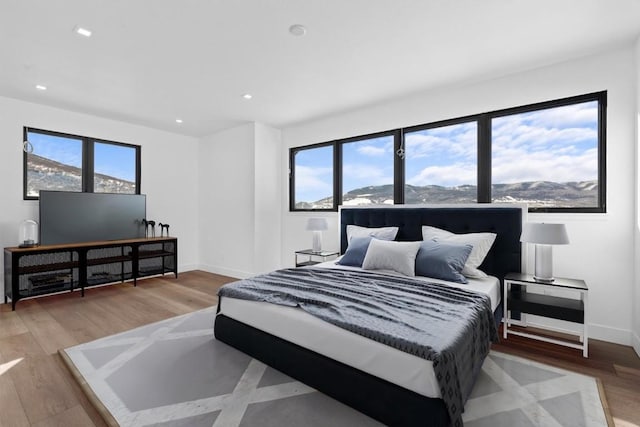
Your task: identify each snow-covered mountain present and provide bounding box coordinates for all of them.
[26,154,135,197]
[296,181,598,209]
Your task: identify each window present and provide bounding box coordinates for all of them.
[491,100,602,210]
[290,143,334,210]
[94,141,138,194]
[341,133,395,206]
[404,121,477,204]
[24,127,141,199]
[24,130,83,198]
[289,91,606,213]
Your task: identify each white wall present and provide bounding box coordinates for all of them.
[198,122,282,278]
[281,45,638,346]
[0,96,200,280]
[634,36,640,356]
[254,123,283,274]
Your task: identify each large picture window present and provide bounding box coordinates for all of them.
[491,100,600,209]
[289,91,606,213]
[24,127,141,199]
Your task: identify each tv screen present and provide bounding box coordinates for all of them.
[39,191,146,245]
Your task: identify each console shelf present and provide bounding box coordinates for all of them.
[4,237,177,310]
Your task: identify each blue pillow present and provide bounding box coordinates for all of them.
[415,240,473,284]
[337,236,373,267]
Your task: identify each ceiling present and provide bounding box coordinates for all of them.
[2,1,640,137]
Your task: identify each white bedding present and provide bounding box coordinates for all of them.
[217,261,500,399]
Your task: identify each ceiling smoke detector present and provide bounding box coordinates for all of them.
[289,24,307,37]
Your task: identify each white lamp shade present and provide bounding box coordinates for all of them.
[306,218,328,231]
[520,223,569,245]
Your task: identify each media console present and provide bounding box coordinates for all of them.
[4,237,177,310]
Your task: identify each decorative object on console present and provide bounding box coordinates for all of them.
[306,218,328,253]
[520,222,569,282]
[159,223,170,237]
[18,219,39,248]
[148,220,156,237]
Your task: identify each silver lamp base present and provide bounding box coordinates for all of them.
[533,244,554,282]
[311,231,323,253]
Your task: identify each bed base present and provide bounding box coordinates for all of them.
[214,314,450,427]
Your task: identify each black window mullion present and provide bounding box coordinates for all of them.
[334,141,342,210]
[394,130,404,204]
[84,139,94,193]
[288,150,296,211]
[477,114,491,203]
[598,92,607,212]
[135,146,142,194]
[23,127,30,200]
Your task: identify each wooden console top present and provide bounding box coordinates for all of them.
[5,236,176,253]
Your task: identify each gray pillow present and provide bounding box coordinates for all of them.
[337,236,373,267]
[362,239,421,277]
[415,240,473,284]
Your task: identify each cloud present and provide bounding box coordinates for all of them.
[351,136,394,157]
[407,163,476,187]
[343,163,393,191]
[357,145,387,156]
[405,122,477,161]
[295,165,333,201]
[493,148,597,183]
[491,101,599,183]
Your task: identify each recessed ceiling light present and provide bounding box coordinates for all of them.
[35,85,47,91]
[74,26,92,37]
[175,119,183,124]
[242,93,253,100]
[289,24,307,37]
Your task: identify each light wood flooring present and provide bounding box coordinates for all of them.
[0,270,638,426]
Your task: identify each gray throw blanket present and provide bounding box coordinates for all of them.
[217,268,498,426]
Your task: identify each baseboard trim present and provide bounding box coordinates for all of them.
[199,264,250,280]
[178,264,198,273]
[510,314,632,346]
[632,330,640,358]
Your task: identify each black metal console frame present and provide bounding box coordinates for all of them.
[4,237,177,310]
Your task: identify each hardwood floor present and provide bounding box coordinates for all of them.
[0,270,638,426]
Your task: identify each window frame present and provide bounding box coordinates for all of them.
[400,115,481,205]
[338,130,400,206]
[288,91,606,213]
[488,92,606,213]
[289,141,338,211]
[23,127,142,200]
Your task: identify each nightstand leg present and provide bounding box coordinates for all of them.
[583,291,589,358]
[503,281,508,339]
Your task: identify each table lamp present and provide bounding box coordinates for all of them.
[306,218,328,253]
[520,223,569,282]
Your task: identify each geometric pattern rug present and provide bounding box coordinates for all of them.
[60,306,610,427]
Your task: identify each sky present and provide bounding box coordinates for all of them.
[295,100,598,203]
[28,132,137,182]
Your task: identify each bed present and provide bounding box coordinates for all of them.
[214,205,523,426]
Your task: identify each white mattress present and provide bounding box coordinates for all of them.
[217,262,500,399]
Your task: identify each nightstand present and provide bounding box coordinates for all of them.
[295,249,339,267]
[503,272,588,357]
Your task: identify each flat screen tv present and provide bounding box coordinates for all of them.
[39,191,146,245]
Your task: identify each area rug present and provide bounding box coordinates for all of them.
[61,306,610,427]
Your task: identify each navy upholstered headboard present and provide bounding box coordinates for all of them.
[340,206,522,281]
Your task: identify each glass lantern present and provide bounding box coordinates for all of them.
[19,219,39,248]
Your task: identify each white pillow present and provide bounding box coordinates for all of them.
[421,226,497,278]
[346,225,398,243]
[362,239,421,277]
